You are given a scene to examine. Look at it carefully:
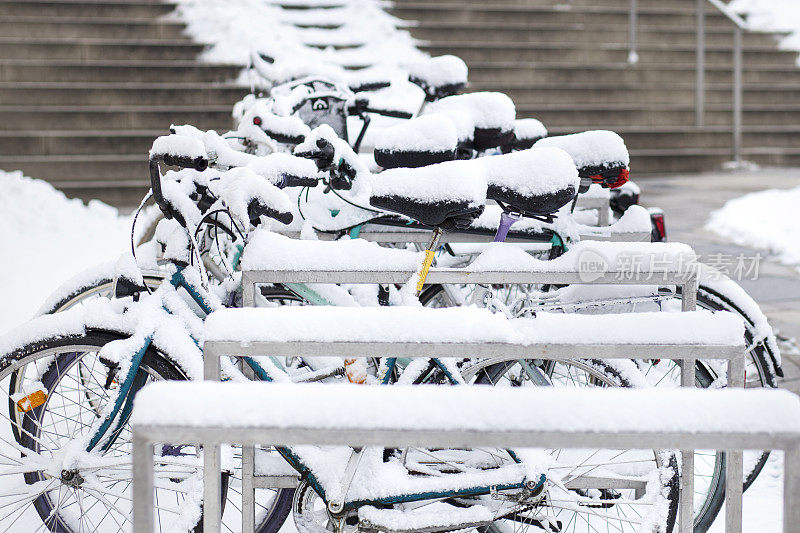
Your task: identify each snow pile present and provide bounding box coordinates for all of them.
[425,92,516,132]
[374,114,458,153]
[168,0,425,70]
[0,170,130,333]
[204,306,744,346]
[371,159,487,206]
[707,185,800,269]
[731,0,800,61]
[481,147,579,196]
[535,130,629,170]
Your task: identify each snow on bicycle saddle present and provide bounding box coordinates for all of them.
[535,130,630,191]
[374,114,458,169]
[407,55,468,101]
[370,159,486,229]
[482,147,579,216]
[424,92,516,151]
[504,118,548,152]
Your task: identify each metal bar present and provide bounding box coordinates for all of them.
[679,351,696,533]
[242,362,257,533]
[132,429,153,533]
[203,344,221,381]
[696,0,705,127]
[242,272,256,308]
[706,0,748,28]
[628,0,638,63]
[242,269,699,287]
[784,446,800,533]
[203,442,222,533]
[733,25,743,164]
[135,424,799,462]
[203,340,743,361]
[276,228,650,243]
[242,446,256,533]
[725,450,744,532]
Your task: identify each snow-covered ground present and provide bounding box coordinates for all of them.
[0,170,130,334]
[707,186,800,271]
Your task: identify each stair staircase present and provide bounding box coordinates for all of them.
[390,0,800,176]
[0,0,247,206]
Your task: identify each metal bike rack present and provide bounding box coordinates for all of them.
[159,258,736,533]
[131,348,800,533]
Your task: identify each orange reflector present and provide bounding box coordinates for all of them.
[17,390,47,412]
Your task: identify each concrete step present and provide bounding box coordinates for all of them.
[470,83,800,106]
[0,61,242,83]
[466,62,800,85]
[0,130,164,156]
[0,0,176,18]
[627,148,800,175]
[0,82,248,106]
[422,42,797,65]
[391,0,718,7]
[0,16,190,39]
[0,106,234,130]
[391,4,733,27]
[0,154,147,181]
[515,104,800,127]
[407,22,784,48]
[408,22,778,50]
[0,38,207,61]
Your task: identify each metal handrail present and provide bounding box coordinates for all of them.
[629,0,748,163]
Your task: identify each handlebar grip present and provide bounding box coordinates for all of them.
[364,107,413,120]
[159,154,209,171]
[281,174,320,188]
[349,80,391,93]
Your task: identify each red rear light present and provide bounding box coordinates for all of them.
[650,209,667,242]
[607,168,629,189]
[253,116,262,126]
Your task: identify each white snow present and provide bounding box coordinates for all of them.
[707,185,800,270]
[513,118,548,140]
[371,159,487,206]
[204,306,744,346]
[241,231,422,272]
[535,130,630,169]
[0,170,130,333]
[406,54,468,89]
[168,0,426,72]
[150,134,206,160]
[731,0,800,63]
[424,92,516,132]
[374,114,458,153]
[481,147,579,196]
[132,381,798,436]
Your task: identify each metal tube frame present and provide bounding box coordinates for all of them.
[133,338,776,533]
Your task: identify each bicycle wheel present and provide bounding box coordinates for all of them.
[0,331,292,532]
[471,357,680,533]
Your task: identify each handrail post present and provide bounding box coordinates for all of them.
[628,0,638,64]
[696,0,705,127]
[733,25,743,164]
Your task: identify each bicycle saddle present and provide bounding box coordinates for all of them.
[502,118,548,153]
[483,147,579,216]
[370,159,486,229]
[374,114,458,169]
[407,55,468,102]
[534,130,630,191]
[424,92,516,151]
